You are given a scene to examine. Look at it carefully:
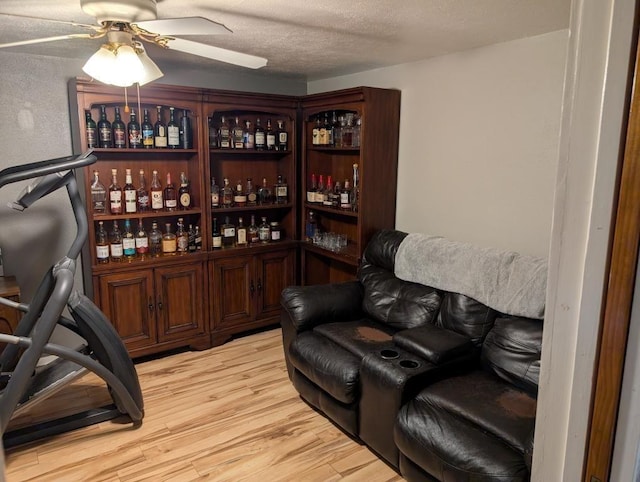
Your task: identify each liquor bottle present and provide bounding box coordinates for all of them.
[210,177,220,208]
[161,222,177,255]
[316,175,325,205]
[248,215,259,244]
[232,117,244,149]
[234,179,247,207]
[258,177,272,205]
[186,224,196,253]
[211,218,222,249]
[352,163,360,212]
[322,176,333,206]
[112,106,126,148]
[96,220,109,264]
[123,168,137,214]
[334,114,344,148]
[128,109,142,148]
[221,178,234,208]
[90,170,107,213]
[236,217,248,246]
[108,168,122,215]
[85,110,97,148]
[242,120,254,149]
[194,226,202,251]
[208,116,219,148]
[258,216,270,243]
[164,172,177,211]
[142,108,154,148]
[167,107,180,148]
[329,111,337,146]
[353,115,361,148]
[266,119,276,150]
[305,210,318,241]
[340,180,352,210]
[254,117,265,150]
[176,218,189,254]
[312,116,320,146]
[149,221,162,257]
[109,221,123,262]
[150,170,163,211]
[245,178,257,206]
[307,173,317,204]
[135,218,149,258]
[342,113,354,147]
[276,119,288,151]
[219,115,231,148]
[179,109,192,149]
[137,169,149,212]
[274,175,288,204]
[154,105,167,148]
[221,216,236,247]
[318,113,328,145]
[178,171,191,210]
[330,180,341,208]
[122,219,136,260]
[98,105,112,148]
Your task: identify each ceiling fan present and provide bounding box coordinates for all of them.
[0,0,268,86]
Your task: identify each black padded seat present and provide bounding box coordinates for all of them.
[395,371,535,481]
[314,318,396,357]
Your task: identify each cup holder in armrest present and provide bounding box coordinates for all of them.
[380,349,399,360]
[399,359,420,369]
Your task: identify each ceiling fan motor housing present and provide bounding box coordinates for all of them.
[81,0,158,24]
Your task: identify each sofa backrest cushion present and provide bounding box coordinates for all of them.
[481,316,543,395]
[361,229,408,272]
[436,292,499,346]
[359,263,442,330]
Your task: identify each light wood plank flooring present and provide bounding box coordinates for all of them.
[4,328,403,481]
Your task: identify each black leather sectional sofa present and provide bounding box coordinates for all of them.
[280,229,545,481]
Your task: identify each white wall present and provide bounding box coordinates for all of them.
[309,30,568,259]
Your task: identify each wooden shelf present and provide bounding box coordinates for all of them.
[304,202,358,219]
[92,208,201,222]
[91,251,209,273]
[88,148,198,159]
[308,146,360,153]
[210,149,291,156]
[301,241,360,267]
[211,203,293,214]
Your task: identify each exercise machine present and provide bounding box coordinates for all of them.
[0,151,144,449]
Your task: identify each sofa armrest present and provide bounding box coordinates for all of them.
[280,281,364,333]
[393,324,475,365]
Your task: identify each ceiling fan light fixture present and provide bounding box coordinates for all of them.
[135,44,163,86]
[111,43,144,87]
[82,43,117,85]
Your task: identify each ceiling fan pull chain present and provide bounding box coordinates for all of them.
[123,86,130,113]
[136,83,142,121]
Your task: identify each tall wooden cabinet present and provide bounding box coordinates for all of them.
[69,79,399,357]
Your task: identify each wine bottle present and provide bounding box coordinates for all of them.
[85,110,97,148]
[167,107,180,148]
[112,106,126,148]
[96,221,109,264]
[108,168,122,215]
[98,105,112,148]
[154,105,167,148]
[128,109,141,148]
[163,172,177,211]
[179,109,192,149]
[123,168,137,214]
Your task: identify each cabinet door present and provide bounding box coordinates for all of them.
[155,263,205,343]
[97,270,156,351]
[255,249,295,321]
[211,255,253,330]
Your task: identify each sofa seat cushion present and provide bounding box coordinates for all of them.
[314,318,396,358]
[288,331,360,404]
[395,371,536,481]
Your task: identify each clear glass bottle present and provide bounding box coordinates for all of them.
[352,163,360,212]
[212,218,222,249]
[258,216,270,243]
[90,170,107,214]
[316,175,324,205]
[222,178,234,208]
[274,175,288,204]
[123,168,137,214]
[135,218,149,259]
[167,107,180,149]
[163,172,177,211]
[236,217,248,246]
[112,106,126,148]
[178,171,191,210]
[154,105,167,148]
[122,219,136,260]
[219,115,231,148]
[248,215,259,244]
[162,222,177,255]
[342,113,354,147]
[150,170,163,211]
[276,119,288,151]
[222,216,236,247]
[242,120,254,149]
[266,118,276,150]
[98,104,112,148]
[176,218,189,255]
[234,179,247,207]
[96,220,109,264]
[108,168,122,215]
[137,169,149,212]
[211,177,220,208]
[85,110,97,149]
[142,108,154,148]
[340,179,352,210]
[109,220,123,262]
[254,117,265,150]
[127,109,141,148]
[232,117,244,149]
[312,115,321,146]
[149,221,162,257]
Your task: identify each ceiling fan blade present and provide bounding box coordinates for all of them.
[0,33,93,49]
[0,12,99,31]
[165,38,267,69]
[135,17,231,36]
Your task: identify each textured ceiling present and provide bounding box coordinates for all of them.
[0,0,571,81]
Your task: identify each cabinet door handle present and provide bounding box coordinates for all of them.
[257,278,262,292]
[250,281,255,297]
[157,298,163,310]
[148,297,154,312]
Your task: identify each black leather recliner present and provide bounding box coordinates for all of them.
[280,230,543,481]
